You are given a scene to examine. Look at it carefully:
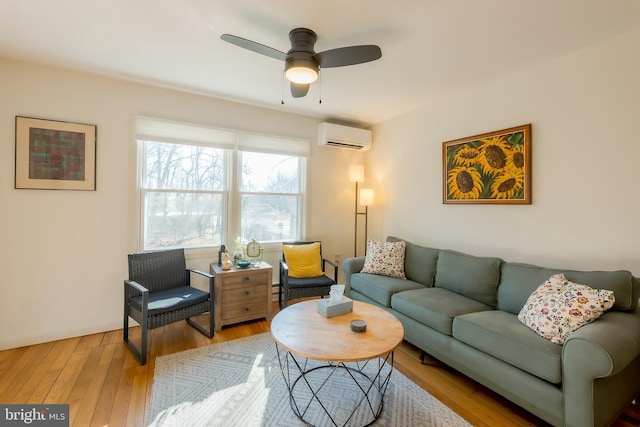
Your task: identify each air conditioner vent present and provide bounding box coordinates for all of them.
[318,122,372,151]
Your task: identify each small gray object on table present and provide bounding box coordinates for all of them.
[350,319,367,332]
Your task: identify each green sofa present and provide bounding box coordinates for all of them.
[343,236,640,427]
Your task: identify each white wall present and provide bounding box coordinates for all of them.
[369,28,640,277]
[0,58,359,350]
[5,27,637,351]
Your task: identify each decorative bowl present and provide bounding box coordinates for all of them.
[236,260,251,268]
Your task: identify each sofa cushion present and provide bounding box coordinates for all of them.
[361,239,406,279]
[498,262,636,314]
[453,310,563,384]
[387,236,439,286]
[518,273,615,345]
[350,273,424,307]
[392,288,493,336]
[434,250,502,307]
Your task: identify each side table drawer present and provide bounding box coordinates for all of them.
[223,284,268,303]
[220,271,269,289]
[222,300,269,323]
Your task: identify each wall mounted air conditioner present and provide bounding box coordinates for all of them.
[318,122,372,151]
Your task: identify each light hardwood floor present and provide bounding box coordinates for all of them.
[1,302,639,427]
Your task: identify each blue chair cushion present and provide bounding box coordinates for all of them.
[131,286,210,316]
[287,275,335,288]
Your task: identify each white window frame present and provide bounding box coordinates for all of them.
[134,116,309,254]
[236,150,306,244]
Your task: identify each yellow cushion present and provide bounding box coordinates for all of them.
[283,243,324,278]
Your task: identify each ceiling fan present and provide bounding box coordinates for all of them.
[220,28,382,98]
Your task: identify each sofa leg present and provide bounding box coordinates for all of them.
[419,350,427,364]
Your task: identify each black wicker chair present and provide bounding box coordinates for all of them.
[279,241,338,309]
[123,248,214,365]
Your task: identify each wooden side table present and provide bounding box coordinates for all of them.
[210,262,273,332]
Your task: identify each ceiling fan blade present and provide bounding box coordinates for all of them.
[220,34,287,61]
[314,45,382,68]
[290,82,310,98]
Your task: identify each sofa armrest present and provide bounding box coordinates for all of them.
[562,310,640,426]
[342,257,366,294]
[564,310,640,378]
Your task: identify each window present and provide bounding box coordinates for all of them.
[140,141,226,249]
[135,117,309,251]
[239,151,302,243]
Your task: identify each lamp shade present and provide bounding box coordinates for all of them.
[285,65,318,84]
[349,165,364,183]
[360,188,374,206]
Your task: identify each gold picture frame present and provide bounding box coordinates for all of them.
[443,124,531,204]
[15,116,97,191]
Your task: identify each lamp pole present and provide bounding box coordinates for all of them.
[364,204,368,254]
[351,166,374,257]
[350,165,365,257]
[357,188,374,256]
[354,200,370,256]
[354,180,359,257]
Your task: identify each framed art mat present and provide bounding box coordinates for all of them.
[15,116,97,190]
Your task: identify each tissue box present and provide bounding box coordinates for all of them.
[317,297,353,318]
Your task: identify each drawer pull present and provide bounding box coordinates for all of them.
[244,291,250,296]
[243,307,250,312]
[243,276,250,282]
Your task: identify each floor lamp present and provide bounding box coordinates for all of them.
[350,165,364,257]
[350,165,374,257]
[359,188,374,256]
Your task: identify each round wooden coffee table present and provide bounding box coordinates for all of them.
[271,299,404,427]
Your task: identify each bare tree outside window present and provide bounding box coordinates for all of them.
[239,152,302,243]
[137,136,305,251]
[141,141,225,249]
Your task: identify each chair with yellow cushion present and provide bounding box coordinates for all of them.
[279,241,338,308]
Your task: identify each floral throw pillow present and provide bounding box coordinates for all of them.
[518,273,615,345]
[361,239,406,279]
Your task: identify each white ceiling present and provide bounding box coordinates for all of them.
[1,0,640,125]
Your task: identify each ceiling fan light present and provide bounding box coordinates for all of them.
[285,66,318,84]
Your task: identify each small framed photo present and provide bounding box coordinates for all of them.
[15,116,97,191]
[443,124,531,204]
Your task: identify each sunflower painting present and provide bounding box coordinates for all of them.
[443,124,531,204]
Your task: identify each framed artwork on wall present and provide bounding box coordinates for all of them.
[15,116,97,191]
[442,124,531,204]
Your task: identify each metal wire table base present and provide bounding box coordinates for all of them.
[275,344,395,427]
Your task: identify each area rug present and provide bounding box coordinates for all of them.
[148,333,471,427]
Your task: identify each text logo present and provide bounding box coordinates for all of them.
[1,405,69,426]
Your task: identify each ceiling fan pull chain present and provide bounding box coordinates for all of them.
[281,70,286,105]
[318,70,322,104]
